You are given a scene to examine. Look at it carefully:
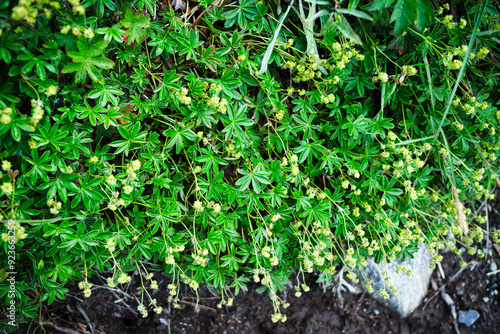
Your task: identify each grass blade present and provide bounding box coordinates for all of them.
[258,2,294,75]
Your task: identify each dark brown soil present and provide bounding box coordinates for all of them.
[11,202,500,334]
[12,242,500,334]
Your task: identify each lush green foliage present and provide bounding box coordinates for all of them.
[1,0,500,328]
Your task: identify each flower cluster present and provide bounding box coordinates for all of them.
[137,303,148,318]
[206,94,228,113]
[401,65,418,76]
[0,107,12,125]
[216,297,234,309]
[207,201,222,214]
[44,85,57,97]
[284,55,325,82]
[166,283,178,304]
[11,0,62,24]
[117,272,131,284]
[1,220,27,243]
[30,99,44,127]
[476,47,489,60]
[105,238,116,252]
[177,87,192,105]
[47,198,62,215]
[225,143,241,159]
[164,245,184,265]
[0,182,13,196]
[320,94,336,104]
[376,72,389,83]
[107,191,125,211]
[330,41,364,70]
[78,281,93,298]
[191,248,209,266]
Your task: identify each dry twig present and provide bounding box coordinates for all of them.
[190,0,223,29]
[423,261,476,309]
[43,321,83,334]
[178,299,216,311]
[440,291,460,334]
[76,304,95,333]
[351,291,366,319]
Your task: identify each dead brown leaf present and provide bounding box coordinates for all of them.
[171,0,186,11]
[452,185,468,234]
[493,244,500,257]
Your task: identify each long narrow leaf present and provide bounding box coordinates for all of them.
[334,15,362,45]
[308,9,330,22]
[335,8,373,21]
[258,2,294,75]
[303,0,331,5]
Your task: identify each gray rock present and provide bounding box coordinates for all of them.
[361,244,433,318]
[490,261,498,272]
[458,310,480,326]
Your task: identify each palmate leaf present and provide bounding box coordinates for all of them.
[415,0,434,32]
[62,41,114,84]
[0,82,20,103]
[367,0,396,11]
[368,0,431,33]
[96,23,126,43]
[222,104,253,140]
[390,0,415,35]
[121,8,151,45]
[88,84,124,107]
[235,167,270,193]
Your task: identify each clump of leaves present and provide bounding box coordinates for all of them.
[1,0,500,329]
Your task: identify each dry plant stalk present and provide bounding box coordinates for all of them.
[452,185,468,234]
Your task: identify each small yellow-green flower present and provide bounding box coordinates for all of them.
[2,160,12,171]
[61,25,71,34]
[45,85,57,97]
[1,182,13,196]
[83,28,94,39]
[378,72,389,83]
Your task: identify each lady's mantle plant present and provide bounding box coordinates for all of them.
[1,0,500,327]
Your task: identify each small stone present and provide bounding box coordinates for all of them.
[483,297,490,303]
[361,243,433,318]
[458,310,480,326]
[490,261,498,272]
[457,290,464,296]
[374,309,380,315]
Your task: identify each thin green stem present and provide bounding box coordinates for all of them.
[434,1,488,140]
